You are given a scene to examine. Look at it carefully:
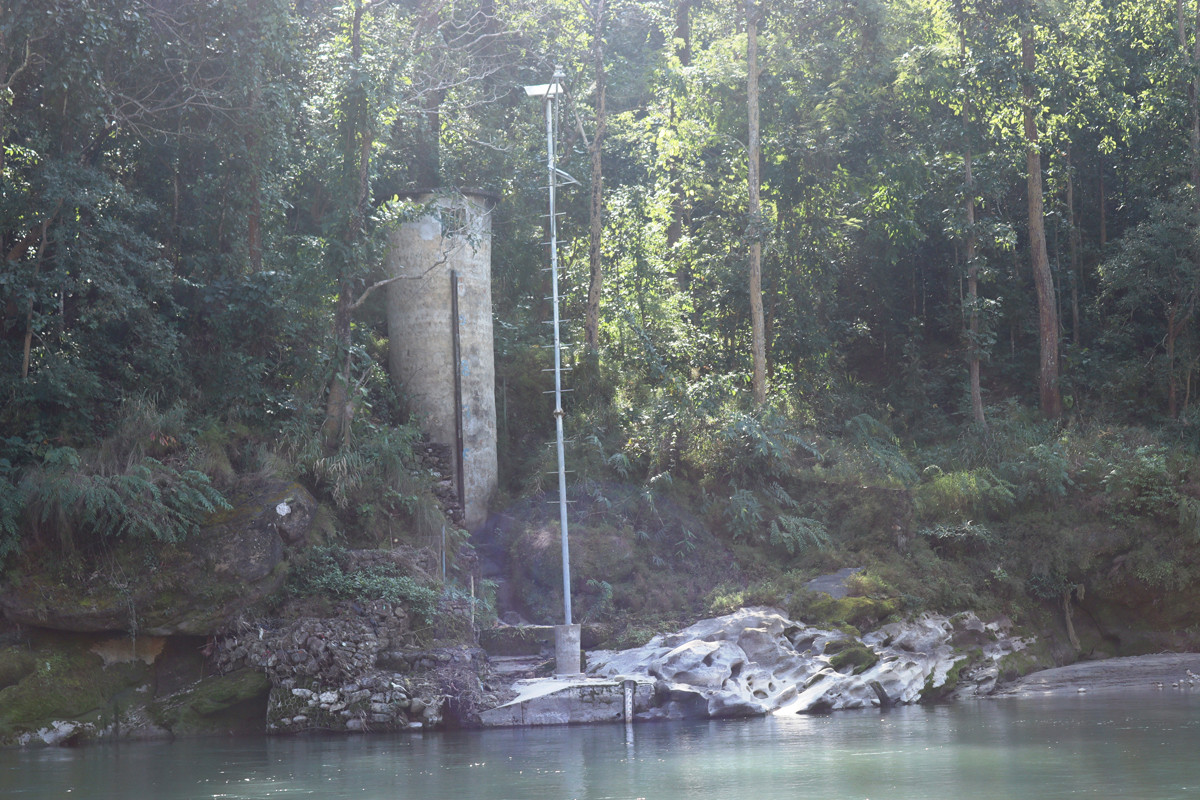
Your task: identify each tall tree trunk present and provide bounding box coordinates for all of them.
[960,1,985,426]
[1168,306,1180,419]
[416,89,445,189]
[666,0,691,257]
[1021,17,1061,418]
[246,78,263,273]
[1066,144,1081,347]
[965,141,984,425]
[583,0,607,352]
[747,0,767,406]
[247,164,262,272]
[1183,0,1200,194]
[323,0,371,450]
[1175,0,1200,419]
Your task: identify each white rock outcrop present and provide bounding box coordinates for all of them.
[587,607,1030,719]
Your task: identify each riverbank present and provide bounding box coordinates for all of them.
[997,652,1200,696]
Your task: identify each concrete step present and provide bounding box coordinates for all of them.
[489,654,549,681]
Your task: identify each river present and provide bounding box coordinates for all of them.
[3,690,1198,799]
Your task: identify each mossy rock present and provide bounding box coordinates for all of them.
[0,477,317,636]
[997,644,1054,684]
[0,646,36,690]
[920,648,981,702]
[791,593,900,633]
[150,669,270,736]
[826,641,880,675]
[0,633,151,745]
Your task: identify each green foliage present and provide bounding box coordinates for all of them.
[287,545,438,623]
[1101,445,1181,520]
[842,415,918,486]
[0,448,20,565]
[19,447,229,553]
[914,467,1015,521]
[281,413,450,546]
[1001,442,1075,503]
[769,515,831,555]
[918,521,997,552]
[582,579,616,623]
[724,488,764,540]
[705,578,792,617]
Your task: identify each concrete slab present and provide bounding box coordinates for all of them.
[479,675,654,727]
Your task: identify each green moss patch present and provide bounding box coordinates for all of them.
[792,593,900,633]
[825,641,880,675]
[0,635,150,743]
[150,669,270,736]
[0,646,36,690]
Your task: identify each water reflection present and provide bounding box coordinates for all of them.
[3,691,1200,799]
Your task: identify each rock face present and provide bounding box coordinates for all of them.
[0,478,317,636]
[588,607,1031,719]
[212,592,499,734]
[0,549,495,745]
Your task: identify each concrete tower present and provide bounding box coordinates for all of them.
[385,189,498,531]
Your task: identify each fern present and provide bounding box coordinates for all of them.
[769,514,830,554]
[1180,495,1200,541]
[725,488,764,540]
[845,414,918,485]
[918,521,996,548]
[765,481,799,509]
[22,448,231,550]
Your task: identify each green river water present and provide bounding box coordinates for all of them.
[3,690,1199,799]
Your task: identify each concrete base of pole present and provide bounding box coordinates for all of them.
[554,623,583,677]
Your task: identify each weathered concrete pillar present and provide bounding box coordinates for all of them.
[554,623,582,677]
[385,189,498,531]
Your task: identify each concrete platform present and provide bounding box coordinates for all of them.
[479,675,654,727]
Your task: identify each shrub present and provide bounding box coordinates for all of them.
[842,414,918,486]
[725,488,764,540]
[917,521,997,555]
[1101,445,1181,519]
[287,545,439,623]
[914,467,1014,521]
[1001,441,1074,503]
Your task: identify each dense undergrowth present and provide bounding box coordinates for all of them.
[4,345,1200,659]
[490,356,1200,652]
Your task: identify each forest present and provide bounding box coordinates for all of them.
[4,0,1200,655]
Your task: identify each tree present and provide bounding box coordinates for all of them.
[747,0,767,405]
[1019,5,1062,418]
[958,0,987,426]
[1100,195,1200,418]
[582,0,608,353]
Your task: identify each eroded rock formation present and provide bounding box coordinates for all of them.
[588,607,1032,718]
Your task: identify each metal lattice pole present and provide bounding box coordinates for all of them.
[528,67,573,627]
